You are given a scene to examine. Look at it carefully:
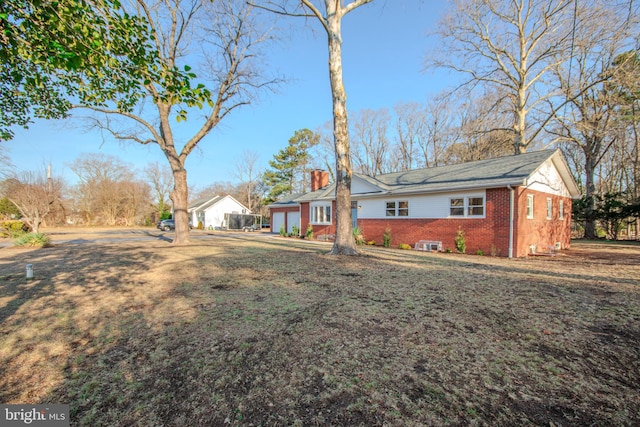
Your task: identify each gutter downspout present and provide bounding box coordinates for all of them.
[507,185,515,258]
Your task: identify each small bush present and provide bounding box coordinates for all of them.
[279,224,286,237]
[383,228,391,248]
[305,224,313,239]
[14,233,51,248]
[1,220,30,238]
[352,226,365,245]
[445,248,452,253]
[291,225,299,237]
[366,240,376,246]
[455,227,466,253]
[399,243,412,250]
[476,249,484,256]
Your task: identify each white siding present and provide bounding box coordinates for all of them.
[204,196,249,228]
[526,160,572,197]
[356,190,486,219]
[352,176,384,195]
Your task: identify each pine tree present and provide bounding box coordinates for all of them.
[263,129,319,203]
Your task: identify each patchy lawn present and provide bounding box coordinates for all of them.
[1,233,639,426]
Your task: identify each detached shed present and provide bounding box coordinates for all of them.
[188,195,251,229]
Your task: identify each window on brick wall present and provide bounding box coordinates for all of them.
[468,197,484,216]
[546,198,553,220]
[559,200,564,219]
[450,196,484,217]
[310,203,331,224]
[526,195,534,219]
[386,201,409,217]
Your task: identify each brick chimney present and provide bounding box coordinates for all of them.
[310,170,329,192]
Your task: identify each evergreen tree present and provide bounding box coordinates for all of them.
[263,129,319,203]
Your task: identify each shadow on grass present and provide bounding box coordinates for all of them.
[0,237,637,426]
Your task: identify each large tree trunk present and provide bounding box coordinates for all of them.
[170,167,190,244]
[159,104,190,245]
[326,15,357,255]
[583,149,597,239]
[514,84,527,154]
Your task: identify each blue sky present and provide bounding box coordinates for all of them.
[6,1,454,190]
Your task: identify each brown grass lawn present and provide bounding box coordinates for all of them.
[1,229,639,426]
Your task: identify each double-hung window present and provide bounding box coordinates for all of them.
[310,204,331,224]
[450,196,484,217]
[559,200,564,220]
[386,201,409,217]
[546,198,553,220]
[526,195,534,219]
[468,197,484,216]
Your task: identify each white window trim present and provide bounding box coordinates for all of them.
[526,195,534,219]
[385,200,409,217]
[310,203,332,225]
[449,196,485,218]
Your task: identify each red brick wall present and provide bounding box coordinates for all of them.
[355,188,512,255]
[270,206,300,233]
[513,188,573,256]
[300,201,337,238]
[294,187,573,257]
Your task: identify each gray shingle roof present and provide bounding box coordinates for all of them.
[375,149,559,194]
[189,195,221,211]
[292,149,578,202]
[267,192,305,207]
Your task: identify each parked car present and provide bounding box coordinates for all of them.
[156,219,192,231]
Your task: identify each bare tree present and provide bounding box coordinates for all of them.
[393,101,426,171]
[144,161,173,218]
[427,0,575,154]
[443,91,514,164]
[351,108,391,176]
[120,180,152,225]
[308,121,336,180]
[232,149,261,211]
[423,94,456,167]
[255,0,372,254]
[78,0,280,244]
[69,153,152,225]
[548,1,638,238]
[2,168,65,233]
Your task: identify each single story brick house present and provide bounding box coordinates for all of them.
[269,149,580,257]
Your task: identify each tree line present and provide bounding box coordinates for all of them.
[0,151,270,232]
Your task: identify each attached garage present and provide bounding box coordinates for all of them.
[286,211,300,233]
[267,193,302,234]
[271,212,285,234]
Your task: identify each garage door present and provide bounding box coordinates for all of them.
[271,212,284,233]
[287,211,300,234]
